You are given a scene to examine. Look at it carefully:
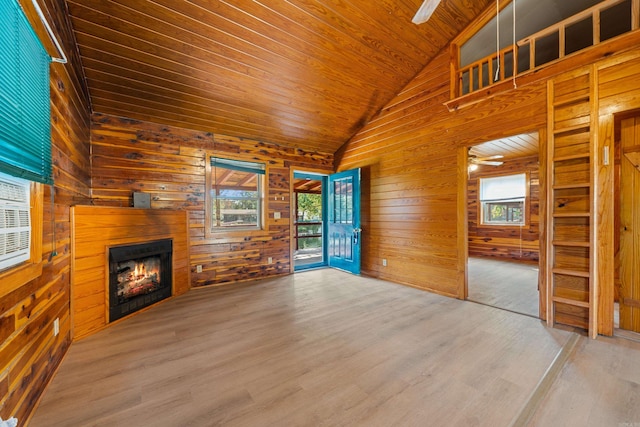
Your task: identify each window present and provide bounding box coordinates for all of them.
[207,157,265,231]
[0,0,52,185]
[479,173,527,226]
[0,172,30,270]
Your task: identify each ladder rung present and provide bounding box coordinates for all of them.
[552,268,590,278]
[553,212,590,218]
[552,296,590,308]
[553,123,590,134]
[552,241,590,247]
[553,94,590,107]
[553,153,590,162]
[553,183,590,190]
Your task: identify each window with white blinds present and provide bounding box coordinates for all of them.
[0,171,31,270]
[479,173,527,225]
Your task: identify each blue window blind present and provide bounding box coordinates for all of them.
[0,0,52,184]
[210,157,265,175]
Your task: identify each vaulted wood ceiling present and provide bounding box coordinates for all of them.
[65,0,491,154]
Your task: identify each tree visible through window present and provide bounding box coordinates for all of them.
[209,157,265,230]
[479,173,526,226]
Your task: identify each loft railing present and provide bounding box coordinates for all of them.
[454,0,639,98]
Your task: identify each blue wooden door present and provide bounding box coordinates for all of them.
[328,168,361,274]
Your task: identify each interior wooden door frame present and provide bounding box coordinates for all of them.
[458,127,547,319]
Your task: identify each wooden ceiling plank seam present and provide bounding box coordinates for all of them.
[75,0,409,94]
[72,31,371,123]
[80,67,356,145]
[226,0,425,77]
[66,7,391,105]
[303,0,432,69]
[70,34,382,127]
[79,51,357,125]
[164,0,418,86]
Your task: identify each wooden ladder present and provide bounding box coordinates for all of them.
[546,67,597,338]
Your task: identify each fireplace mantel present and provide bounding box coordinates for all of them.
[70,206,190,340]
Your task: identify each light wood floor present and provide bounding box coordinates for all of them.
[468,256,539,317]
[29,269,640,426]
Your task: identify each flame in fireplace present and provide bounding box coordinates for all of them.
[116,256,162,300]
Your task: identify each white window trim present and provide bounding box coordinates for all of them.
[0,172,31,270]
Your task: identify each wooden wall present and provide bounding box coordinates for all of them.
[90,113,334,287]
[0,0,92,422]
[71,206,190,340]
[337,30,640,333]
[336,49,547,298]
[467,155,540,262]
[596,47,640,335]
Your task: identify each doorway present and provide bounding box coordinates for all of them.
[293,169,362,274]
[617,114,640,334]
[293,172,327,271]
[465,132,541,317]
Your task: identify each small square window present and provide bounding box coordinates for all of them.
[208,157,265,231]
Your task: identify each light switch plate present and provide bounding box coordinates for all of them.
[274,212,281,219]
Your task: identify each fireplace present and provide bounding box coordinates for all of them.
[108,239,173,322]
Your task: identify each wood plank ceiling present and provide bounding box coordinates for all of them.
[469,132,540,161]
[64,0,491,154]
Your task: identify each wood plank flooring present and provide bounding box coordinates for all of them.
[28,269,640,426]
[468,256,539,317]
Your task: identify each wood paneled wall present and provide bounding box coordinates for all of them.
[468,155,540,262]
[71,206,190,340]
[0,0,92,423]
[337,31,640,334]
[596,47,640,336]
[336,49,547,298]
[90,113,334,287]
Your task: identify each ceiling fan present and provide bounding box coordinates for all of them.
[412,0,442,24]
[468,154,504,171]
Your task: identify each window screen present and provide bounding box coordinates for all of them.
[0,172,31,270]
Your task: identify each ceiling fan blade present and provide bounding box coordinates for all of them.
[476,154,504,161]
[478,161,504,166]
[412,0,441,24]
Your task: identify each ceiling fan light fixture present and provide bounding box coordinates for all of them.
[412,0,442,25]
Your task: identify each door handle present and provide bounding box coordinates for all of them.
[353,228,362,245]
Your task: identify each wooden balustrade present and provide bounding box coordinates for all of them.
[454,0,639,98]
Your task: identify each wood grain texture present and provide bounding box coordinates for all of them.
[63,0,491,153]
[618,116,640,333]
[467,256,539,318]
[336,47,547,299]
[70,206,190,340]
[30,269,583,427]
[90,113,333,288]
[338,29,640,332]
[468,155,540,262]
[1,0,92,423]
[597,49,640,337]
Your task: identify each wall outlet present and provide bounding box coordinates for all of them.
[196,265,203,273]
[268,257,273,264]
[53,318,59,337]
[274,212,281,219]
[382,259,387,267]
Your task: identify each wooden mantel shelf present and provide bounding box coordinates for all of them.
[70,206,190,341]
